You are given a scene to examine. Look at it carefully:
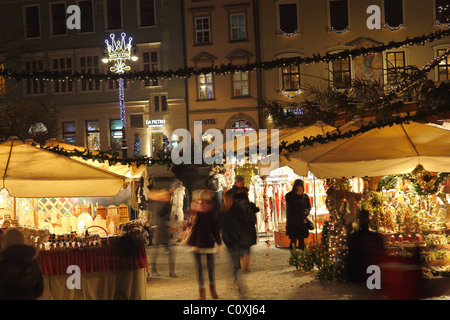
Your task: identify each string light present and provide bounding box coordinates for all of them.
[282,88,301,98]
[385,23,404,31]
[280,29,298,37]
[330,25,349,34]
[2,30,448,83]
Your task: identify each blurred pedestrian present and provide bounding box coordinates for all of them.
[235,187,258,272]
[226,175,246,199]
[148,189,177,277]
[186,189,222,300]
[285,179,311,250]
[346,209,385,284]
[205,166,227,208]
[0,228,44,300]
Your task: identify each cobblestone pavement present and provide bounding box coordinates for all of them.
[145,240,450,301]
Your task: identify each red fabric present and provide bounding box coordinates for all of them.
[37,244,148,275]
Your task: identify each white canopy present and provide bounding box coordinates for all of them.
[44,140,145,178]
[279,122,450,178]
[0,138,127,197]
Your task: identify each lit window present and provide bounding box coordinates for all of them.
[233,71,249,97]
[386,51,405,85]
[62,121,76,144]
[437,49,450,81]
[86,120,100,150]
[198,73,214,99]
[282,65,300,91]
[110,119,123,151]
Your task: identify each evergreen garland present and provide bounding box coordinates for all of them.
[0,30,448,82]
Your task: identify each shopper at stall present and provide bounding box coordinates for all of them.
[226,175,246,199]
[346,209,385,284]
[0,228,44,300]
[148,189,177,278]
[186,189,222,300]
[285,179,311,250]
[206,166,228,207]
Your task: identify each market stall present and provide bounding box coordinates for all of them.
[278,122,450,280]
[0,137,148,299]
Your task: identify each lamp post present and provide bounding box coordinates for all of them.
[103,32,138,158]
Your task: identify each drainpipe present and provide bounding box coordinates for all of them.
[253,0,264,129]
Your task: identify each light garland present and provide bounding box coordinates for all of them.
[282,88,301,98]
[330,25,349,34]
[436,20,450,29]
[1,30,448,82]
[280,29,298,37]
[385,23,404,31]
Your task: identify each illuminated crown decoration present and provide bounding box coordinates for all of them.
[105,33,133,74]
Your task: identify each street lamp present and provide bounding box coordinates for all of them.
[104,32,138,158]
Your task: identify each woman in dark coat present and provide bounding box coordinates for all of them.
[0,228,44,300]
[285,179,311,250]
[187,189,222,300]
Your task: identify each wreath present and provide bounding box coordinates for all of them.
[402,165,450,197]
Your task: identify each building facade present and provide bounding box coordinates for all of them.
[183,0,262,142]
[257,0,450,128]
[0,0,187,158]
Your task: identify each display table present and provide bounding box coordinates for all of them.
[274,231,322,248]
[37,244,148,300]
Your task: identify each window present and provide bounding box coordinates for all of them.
[110,119,123,151]
[62,121,76,144]
[129,114,144,128]
[51,3,66,35]
[282,65,301,91]
[384,0,403,27]
[230,13,246,40]
[437,49,450,81]
[279,3,298,34]
[79,0,94,32]
[80,56,101,91]
[161,95,167,112]
[106,0,122,30]
[233,71,249,96]
[329,0,348,31]
[24,5,40,38]
[139,0,156,27]
[198,73,214,99]
[52,58,73,93]
[195,17,211,44]
[25,60,45,95]
[86,120,100,150]
[331,58,351,89]
[386,51,405,85]
[436,0,450,24]
[152,95,167,112]
[143,51,159,86]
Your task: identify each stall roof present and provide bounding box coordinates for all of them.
[279,122,450,178]
[0,138,127,197]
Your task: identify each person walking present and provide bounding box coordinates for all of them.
[0,228,44,300]
[148,189,177,277]
[186,189,222,300]
[206,166,228,207]
[285,179,311,250]
[226,175,246,199]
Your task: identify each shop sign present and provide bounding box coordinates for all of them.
[146,119,165,127]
